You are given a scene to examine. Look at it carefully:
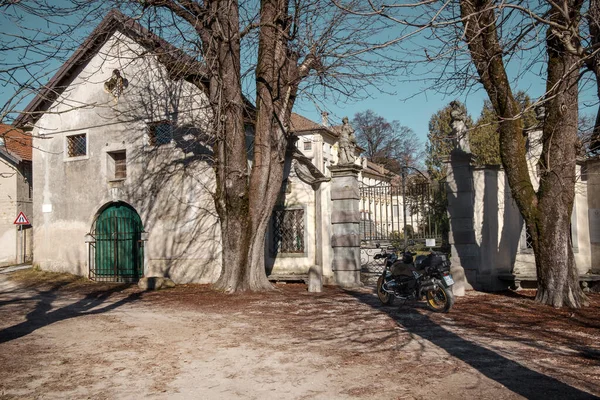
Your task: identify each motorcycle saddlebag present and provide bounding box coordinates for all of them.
[390,261,416,280]
[427,253,450,271]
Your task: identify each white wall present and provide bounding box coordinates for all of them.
[0,157,18,265]
[33,32,221,283]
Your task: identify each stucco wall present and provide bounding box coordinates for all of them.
[0,157,18,265]
[32,32,221,283]
[588,158,600,273]
[447,138,595,291]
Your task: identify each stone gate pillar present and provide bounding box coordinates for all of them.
[329,164,363,287]
[444,150,475,296]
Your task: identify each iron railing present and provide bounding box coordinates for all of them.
[359,182,444,243]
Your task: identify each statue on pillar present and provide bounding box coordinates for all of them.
[450,101,470,153]
[534,103,546,124]
[337,117,357,165]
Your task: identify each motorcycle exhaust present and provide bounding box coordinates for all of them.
[418,281,438,298]
[381,281,396,294]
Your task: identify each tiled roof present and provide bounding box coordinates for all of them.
[0,124,31,161]
[289,113,323,132]
[289,113,341,137]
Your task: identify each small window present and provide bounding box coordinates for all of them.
[67,134,86,157]
[23,162,32,199]
[303,141,312,151]
[272,208,305,254]
[108,150,126,180]
[581,164,588,182]
[148,121,173,146]
[525,224,534,249]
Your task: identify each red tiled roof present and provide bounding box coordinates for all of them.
[289,113,323,132]
[0,124,31,161]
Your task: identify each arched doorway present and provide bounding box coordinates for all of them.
[90,202,144,282]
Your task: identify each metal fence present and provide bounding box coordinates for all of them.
[359,182,444,244]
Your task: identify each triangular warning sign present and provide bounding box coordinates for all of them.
[14,211,30,225]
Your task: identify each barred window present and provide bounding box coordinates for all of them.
[272,208,305,254]
[148,121,173,146]
[67,134,86,157]
[525,224,533,249]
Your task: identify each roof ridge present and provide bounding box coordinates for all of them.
[14,9,206,128]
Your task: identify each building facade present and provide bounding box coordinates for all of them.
[14,11,366,286]
[0,125,32,266]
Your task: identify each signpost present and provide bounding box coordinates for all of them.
[13,212,30,264]
[14,211,30,225]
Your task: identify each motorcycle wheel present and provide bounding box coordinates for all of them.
[425,281,454,313]
[376,274,394,305]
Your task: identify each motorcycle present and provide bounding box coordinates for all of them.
[374,246,455,312]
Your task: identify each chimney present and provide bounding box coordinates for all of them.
[321,111,329,127]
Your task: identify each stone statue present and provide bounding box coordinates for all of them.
[450,101,470,153]
[338,117,357,165]
[535,104,546,122]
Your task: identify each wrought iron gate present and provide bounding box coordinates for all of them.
[88,203,144,282]
[359,181,445,244]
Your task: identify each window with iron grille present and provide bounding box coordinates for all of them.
[525,224,534,249]
[272,208,305,254]
[148,121,173,146]
[67,134,86,157]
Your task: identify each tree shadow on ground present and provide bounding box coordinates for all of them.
[0,283,142,344]
[345,288,599,400]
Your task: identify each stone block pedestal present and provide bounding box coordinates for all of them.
[329,164,362,287]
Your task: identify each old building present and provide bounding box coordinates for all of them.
[14,10,366,286]
[15,11,220,282]
[0,125,33,266]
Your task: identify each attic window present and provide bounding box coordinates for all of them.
[303,141,312,151]
[148,121,173,146]
[104,69,128,101]
[67,134,87,157]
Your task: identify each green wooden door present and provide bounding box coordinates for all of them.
[94,203,143,282]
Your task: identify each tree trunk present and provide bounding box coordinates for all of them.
[460,0,586,307]
[200,0,254,292]
[210,0,300,291]
[244,0,300,290]
[534,10,586,307]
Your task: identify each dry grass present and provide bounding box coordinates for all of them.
[8,267,126,292]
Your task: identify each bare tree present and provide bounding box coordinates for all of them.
[352,109,421,174]
[335,0,600,307]
[587,0,600,152]
[1,1,403,292]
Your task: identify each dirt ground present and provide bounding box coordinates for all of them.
[0,270,599,400]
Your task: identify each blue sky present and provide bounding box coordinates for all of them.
[1,4,597,146]
[294,88,490,143]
